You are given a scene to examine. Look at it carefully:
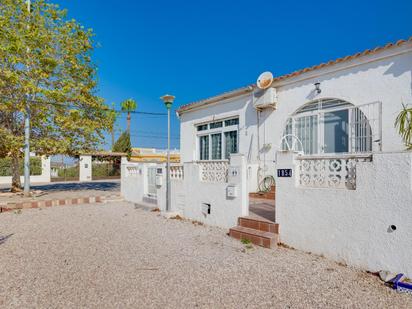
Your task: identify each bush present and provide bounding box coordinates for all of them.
[112,131,131,158]
[92,163,120,177]
[0,157,42,176]
[57,166,79,178]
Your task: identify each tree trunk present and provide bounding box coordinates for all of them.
[11,154,22,193]
[127,112,131,133]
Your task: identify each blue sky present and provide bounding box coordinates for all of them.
[55,0,412,150]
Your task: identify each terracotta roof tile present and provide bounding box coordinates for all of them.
[177,36,412,114]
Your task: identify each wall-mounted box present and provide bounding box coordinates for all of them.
[227,185,238,198]
[202,203,211,215]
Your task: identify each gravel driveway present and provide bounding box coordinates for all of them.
[1,202,411,308]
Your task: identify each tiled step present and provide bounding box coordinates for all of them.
[229,226,279,249]
[238,216,279,234]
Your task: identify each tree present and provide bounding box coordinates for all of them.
[395,104,412,150]
[0,0,114,192]
[121,98,137,134]
[112,131,131,158]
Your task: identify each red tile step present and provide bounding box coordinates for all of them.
[229,226,279,249]
[238,216,279,234]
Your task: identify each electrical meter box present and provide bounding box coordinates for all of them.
[226,185,238,198]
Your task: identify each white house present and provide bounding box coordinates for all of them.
[173,37,412,277]
[177,37,412,191]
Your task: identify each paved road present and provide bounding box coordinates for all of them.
[0,180,120,203]
[1,202,411,308]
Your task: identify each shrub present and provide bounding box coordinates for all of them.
[0,157,42,176]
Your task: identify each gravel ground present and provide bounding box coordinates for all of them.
[1,202,411,308]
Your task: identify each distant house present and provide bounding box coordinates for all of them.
[177,37,412,192]
[130,148,180,163]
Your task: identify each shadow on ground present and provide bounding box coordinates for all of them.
[0,234,13,245]
[0,181,120,193]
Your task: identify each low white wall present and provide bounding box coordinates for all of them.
[0,156,51,185]
[276,151,412,277]
[157,155,249,228]
[121,158,149,205]
[122,155,249,229]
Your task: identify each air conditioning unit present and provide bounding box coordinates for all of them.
[253,87,277,110]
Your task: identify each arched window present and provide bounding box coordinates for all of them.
[282,98,379,155]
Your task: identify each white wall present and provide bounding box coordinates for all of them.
[0,156,51,185]
[121,155,249,229]
[179,43,412,190]
[158,154,249,228]
[276,151,412,277]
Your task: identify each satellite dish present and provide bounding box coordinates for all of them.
[256,71,273,89]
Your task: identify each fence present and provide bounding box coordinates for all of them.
[0,156,51,185]
[296,154,372,190]
[198,161,229,182]
[170,165,184,180]
[121,155,248,228]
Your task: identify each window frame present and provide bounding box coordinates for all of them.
[195,117,239,161]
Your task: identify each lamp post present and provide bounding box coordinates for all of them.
[160,94,175,212]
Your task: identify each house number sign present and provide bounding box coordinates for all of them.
[277,169,292,177]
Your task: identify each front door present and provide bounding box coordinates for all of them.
[323,110,349,153]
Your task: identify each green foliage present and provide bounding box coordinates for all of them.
[396,105,412,150]
[92,163,120,177]
[121,98,137,112]
[57,166,78,178]
[112,131,131,157]
[0,157,42,176]
[0,0,115,187]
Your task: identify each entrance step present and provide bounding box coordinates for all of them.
[229,226,279,249]
[238,216,279,234]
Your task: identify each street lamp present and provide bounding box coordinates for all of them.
[160,94,175,212]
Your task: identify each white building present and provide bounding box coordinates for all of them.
[172,37,412,277]
[177,37,412,191]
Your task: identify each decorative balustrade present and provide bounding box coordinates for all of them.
[296,154,372,190]
[170,165,184,180]
[126,165,140,177]
[198,161,229,183]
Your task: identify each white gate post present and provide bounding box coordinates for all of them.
[79,155,92,182]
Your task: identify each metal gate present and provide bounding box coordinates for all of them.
[147,167,157,197]
[50,156,79,182]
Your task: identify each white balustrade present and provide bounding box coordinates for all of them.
[126,165,140,177]
[296,154,372,190]
[170,165,184,180]
[198,161,229,183]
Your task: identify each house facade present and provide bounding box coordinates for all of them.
[177,38,412,191]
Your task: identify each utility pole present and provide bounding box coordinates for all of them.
[23,0,31,197]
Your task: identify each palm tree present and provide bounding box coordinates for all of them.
[121,98,137,134]
[395,104,412,149]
